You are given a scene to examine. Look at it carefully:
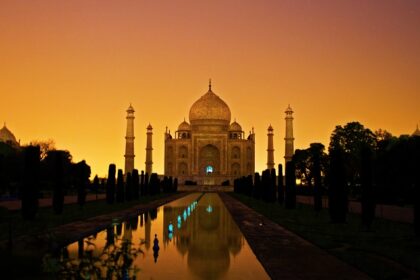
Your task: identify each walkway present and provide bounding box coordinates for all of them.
[219,193,371,280]
[0,194,106,210]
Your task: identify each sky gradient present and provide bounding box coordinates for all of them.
[1,0,419,177]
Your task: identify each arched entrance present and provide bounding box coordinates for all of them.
[199,144,220,185]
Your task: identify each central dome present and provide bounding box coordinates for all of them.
[189,85,231,124]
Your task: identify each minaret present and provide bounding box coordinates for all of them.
[145,123,153,174]
[267,125,275,170]
[284,105,294,163]
[124,104,135,174]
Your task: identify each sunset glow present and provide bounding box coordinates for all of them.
[1,0,419,177]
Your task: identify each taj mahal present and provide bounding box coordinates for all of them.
[163,81,256,185]
[123,80,296,186]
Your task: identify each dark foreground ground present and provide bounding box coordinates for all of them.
[225,193,420,280]
[0,192,187,279]
[220,192,371,280]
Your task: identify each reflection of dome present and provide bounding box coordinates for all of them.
[198,206,220,231]
[178,120,191,131]
[229,121,242,131]
[188,244,230,280]
[0,124,18,146]
[189,83,231,124]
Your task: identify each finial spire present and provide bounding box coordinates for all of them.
[209,78,212,91]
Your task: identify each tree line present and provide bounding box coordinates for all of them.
[0,143,178,220]
[234,121,420,235]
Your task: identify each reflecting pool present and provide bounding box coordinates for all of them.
[43,193,270,279]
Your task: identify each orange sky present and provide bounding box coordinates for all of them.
[1,0,419,178]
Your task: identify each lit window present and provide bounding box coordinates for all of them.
[206,166,213,174]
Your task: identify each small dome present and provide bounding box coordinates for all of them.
[268,124,273,131]
[0,124,18,145]
[147,123,153,130]
[178,120,191,131]
[189,83,231,124]
[229,121,242,131]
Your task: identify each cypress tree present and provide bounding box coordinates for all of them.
[150,173,159,195]
[21,146,40,220]
[92,175,100,200]
[145,172,150,195]
[285,161,296,209]
[233,178,238,193]
[169,176,174,192]
[313,153,322,212]
[329,149,348,223]
[253,172,261,199]
[361,145,375,229]
[116,169,124,203]
[132,169,140,200]
[75,160,90,207]
[52,151,64,214]
[174,178,178,192]
[278,164,284,204]
[262,170,270,202]
[163,176,169,192]
[270,168,277,202]
[246,175,253,196]
[125,172,133,201]
[140,171,145,197]
[106,164,116,204]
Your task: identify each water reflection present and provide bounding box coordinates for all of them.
[163,194,244,279]
[43,193,269,279]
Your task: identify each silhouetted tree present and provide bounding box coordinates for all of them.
[329,122,376,196]
[132,169,140,200]
[140,171,145,197]
[313,150,322,212]
[285,161,296,209]
[29,139,56,160]
[329,148,348,223]
[42,149,72,194]
[149,173,160,195]
[106,164,116,204]
[253,172,261,199]
[233,178,238,193]
[293,149,311,187]
[277,164,284,204]
[0,143,21,196]
[174,178,178,192]
[169,176,174,192]
[144,172,150,196]
[21,146,40,220]
[268,168,277,202]
[361,145,375,229]
[246,175,253,197]
[116,169,124,203]
[125,172,132,201]
[163,176,169,193]
[92,175,100,200]
[262,170,271,202]
[74,160,91,207]
[52,151,65,214]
